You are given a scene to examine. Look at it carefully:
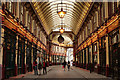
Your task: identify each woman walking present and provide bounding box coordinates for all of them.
[43,61,47,74]
[67,61,70,71]
[33,59,38,75]
[63,60,66,71]
[38,61,42,75]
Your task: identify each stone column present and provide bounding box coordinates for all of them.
[0,28,4,79]
[97,40,100,73]
[106,34,109,77]
[15,36,18,76]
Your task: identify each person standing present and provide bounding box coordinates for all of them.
[33,59,38,75]
[63,60,66,71]
[38,61,42,75]
[67,61,70,71]
[43,61,47,74]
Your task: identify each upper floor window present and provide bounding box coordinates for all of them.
[100,3,105,25]
[6,2,12,12]
[93,12,97,31]
[87,22,90,36]
[108,2,114,17]
[28,13,31,30]
[20,4,23,22]
[84,28,86,40]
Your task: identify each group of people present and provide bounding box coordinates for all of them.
[63,60,70,71]
[33,59,47,75]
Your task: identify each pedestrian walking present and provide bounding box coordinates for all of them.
[67,61,70,71]
[43,61,47,74]
[63,60,66,71]
[33,59,38,75]
[38,61,42,75]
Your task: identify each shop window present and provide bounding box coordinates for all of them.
[109,29,119,45]
[93,44,97,52]
[98,6,101,26]
[114,2,118,12]
[101,36,106,48]
[13,2,17,16]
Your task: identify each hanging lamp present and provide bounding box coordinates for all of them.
[57,0,67,18]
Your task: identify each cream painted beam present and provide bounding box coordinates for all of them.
[0,28,4,80]
[31,20,34,33]
[0,28,4,64]
[15,36,18,75]
[90,20,93,34]
[25,11,28,27]
[25,41,27,65]
[97,40,100,65]
[106,34,109,66]
[16,2,19,18]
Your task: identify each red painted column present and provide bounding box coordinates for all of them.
[97,64,100,74]
[0,64,2,80]
[86,64,88,70]
[14,64,18,76]
[2,65,5,79]
[106,65,109,77]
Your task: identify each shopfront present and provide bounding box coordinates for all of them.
[3,27,16,78]
[109,28,120,79]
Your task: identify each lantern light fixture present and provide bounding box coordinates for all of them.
[57,8,66,18]
[57,0,67,18]
[59,26,64,34]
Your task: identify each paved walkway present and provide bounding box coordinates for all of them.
[21,65,112,80]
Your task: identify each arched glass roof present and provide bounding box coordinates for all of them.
[32,0,92,35]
